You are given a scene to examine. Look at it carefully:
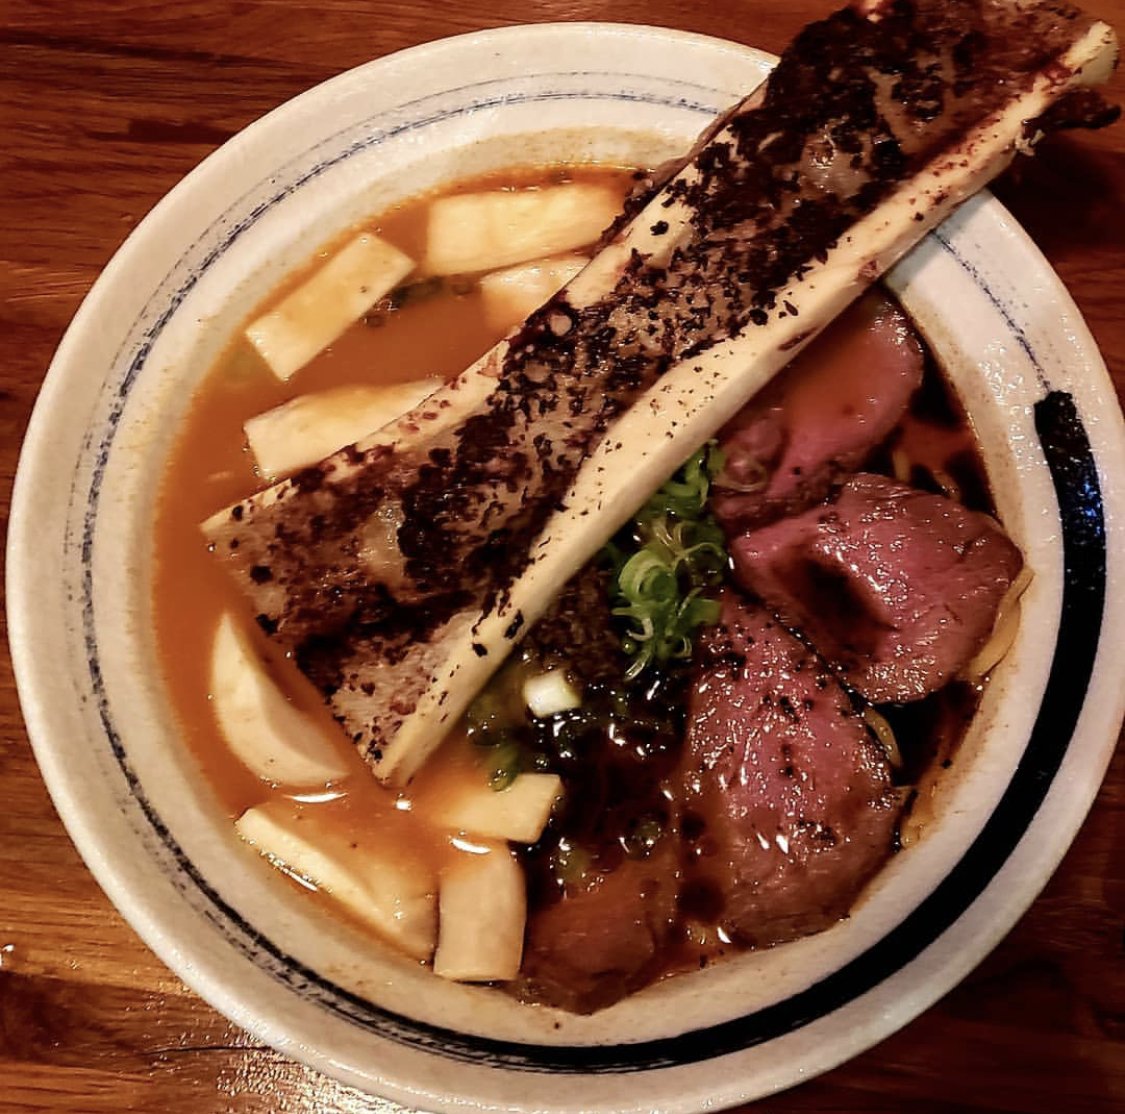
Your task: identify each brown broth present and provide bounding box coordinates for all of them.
[153,159,997,998]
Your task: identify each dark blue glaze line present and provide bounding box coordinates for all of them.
[73,78,1107,1074]
[75,383,1107,1075]
[930,225,1051,392]
[1033,393,1107,603]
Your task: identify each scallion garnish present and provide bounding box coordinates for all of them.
[605,443,728,680]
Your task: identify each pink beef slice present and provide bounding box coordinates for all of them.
[678,591,899,947]
[711,292,923,531]
[730,473,1024,703]
[518,847,680,1014]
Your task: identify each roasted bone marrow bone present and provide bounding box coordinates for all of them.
[204,0,1117,785]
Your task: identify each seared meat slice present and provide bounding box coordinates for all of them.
[730,473,1024,703]
[711,292,923,531]
[517,846,680,1014]
[678,592,899,947]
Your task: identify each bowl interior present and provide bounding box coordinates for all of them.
[9,22,1124,1114]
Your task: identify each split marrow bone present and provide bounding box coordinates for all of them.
[205,2,1118,786]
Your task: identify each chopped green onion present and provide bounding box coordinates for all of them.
[488,738,524,790]
[622,815,665,858]
[604,443,728,680]
[552,839,593,887]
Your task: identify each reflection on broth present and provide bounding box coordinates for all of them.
[154,163,1026,1014]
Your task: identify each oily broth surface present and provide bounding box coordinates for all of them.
[151,165,638,923]
[152,159,994,985]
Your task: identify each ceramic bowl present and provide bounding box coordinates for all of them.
[8,22,1125,1113]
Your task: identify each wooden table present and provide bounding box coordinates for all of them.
[2,2,1122,1111]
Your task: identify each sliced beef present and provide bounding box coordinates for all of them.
[517,845,680,1014]
[677,592,899,947]
[730,473,1024,703]
[711,292,923,531]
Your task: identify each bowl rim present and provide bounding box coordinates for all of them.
[8,19,1125,1113]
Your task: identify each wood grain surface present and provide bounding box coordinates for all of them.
[1,2,1123,1111]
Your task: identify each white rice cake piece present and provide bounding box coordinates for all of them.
[245,378,442,481]
[434,842,525,982]
[428,772,562,844]
[246,232,414,381]
[236,803,437,961]
[478,253,588,332]
[210,613,350,786]
[422,185,618,275]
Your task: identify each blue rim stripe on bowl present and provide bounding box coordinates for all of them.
[76,80,1107,1071]
[930,228,1051,392]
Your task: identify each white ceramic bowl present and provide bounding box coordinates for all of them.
[8,22,1125,1113]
